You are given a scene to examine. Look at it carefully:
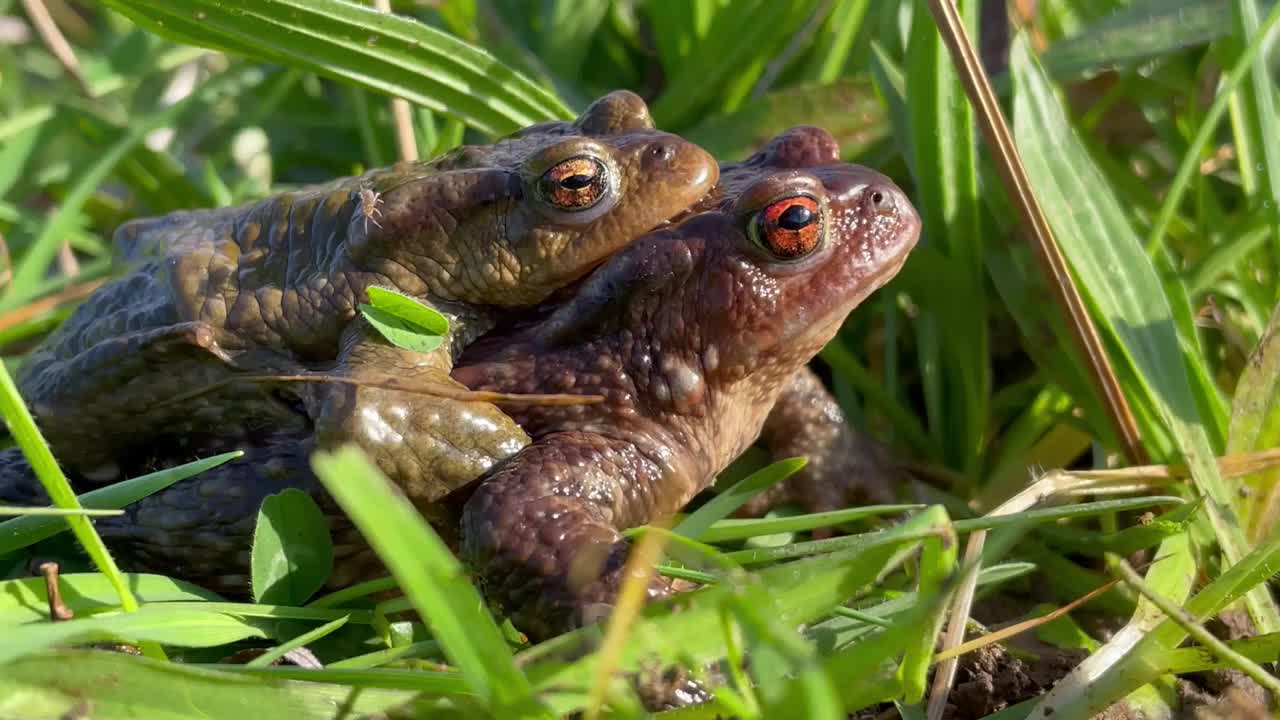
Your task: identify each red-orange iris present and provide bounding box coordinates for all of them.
[757,196,821,259]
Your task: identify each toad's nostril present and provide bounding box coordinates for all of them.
[646,140,678,165]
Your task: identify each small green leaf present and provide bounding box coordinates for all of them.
[359,306,445,353]
[251,489,334,606]
[359,286,450,354]
[365,286,450,335]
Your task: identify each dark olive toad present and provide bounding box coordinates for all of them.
[14,91,718,504]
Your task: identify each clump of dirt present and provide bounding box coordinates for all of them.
[1181,685,1273,719]
[1175,608,1273,719]
[944,643,1088,719]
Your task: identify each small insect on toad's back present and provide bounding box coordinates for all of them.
[357,186,383,233]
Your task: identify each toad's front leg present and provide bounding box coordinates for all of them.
[307,320,530,506]
[459,431,698,641]
[740,365,901,517]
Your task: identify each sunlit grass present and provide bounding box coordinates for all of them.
[0,1,1278,718]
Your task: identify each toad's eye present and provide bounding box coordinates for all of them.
[751,195,823,260]
[538,156,610,211]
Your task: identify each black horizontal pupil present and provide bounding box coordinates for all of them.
[560,174,595,190]
[777,204,814,230]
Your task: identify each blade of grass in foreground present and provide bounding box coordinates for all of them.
[522,507,955,715]
[0,356,140,618]
[0,650,420,719]
[0,573,219,625]
[0,451,242,555]
[2,604,272,663]
[310,446,546,717]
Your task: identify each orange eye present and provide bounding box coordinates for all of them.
[537,156,609,211]
[752,196,822,259]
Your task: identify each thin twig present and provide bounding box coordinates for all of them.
[22,0,87,278]
[55,244,80,278]
[0,277,104,334]
[38,561,73,621]
[0,232,11,290]
[926,0,1147,465]
[21,0,89,95]
[373,0,419,162]
[933,579,1120,662]
[923,457,1143,720]
[156,372,606,409]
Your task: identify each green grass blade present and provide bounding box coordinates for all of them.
[684,77,888,161]
[0,359,137,614]
[803,0,871,83]
[214,665,467,694]
[0,451,242,556]
[698,504,923,544]
[1040,0,1259,80]
[310,446,541,715]
[1,573,220,625]
[1,68,257,309]
[1032,526,1280,718]
[1159,632,1280,674]
[0,650,419,718]
[0,123,46,201]
[103,0,570,136]
[1009,33,1280,634]
[674,458,806,540]
[1146,2,1280,253]
[3,605,271,662]
[901,0,988,471]
[536,0,611,87]
[0,507,122,517]
[522,508,953,702]
[898,514,957,703]
[1229,302,1280,540]
[1232,0,1280,247]
[651,0,819,128]
[245,614,350,668]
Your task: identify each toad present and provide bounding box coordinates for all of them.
[451,125,921,636]
[15,91,718,506]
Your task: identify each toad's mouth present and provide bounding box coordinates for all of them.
[656,187,723,228]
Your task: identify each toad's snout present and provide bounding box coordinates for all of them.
[865,179,921,263]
